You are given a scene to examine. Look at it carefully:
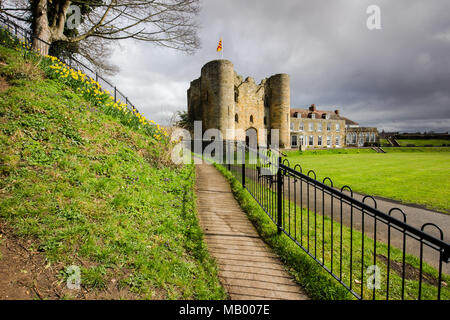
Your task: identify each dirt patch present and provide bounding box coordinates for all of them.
[0,76,9,93]
[376,254,444,287]
[0,221,139,300]
[0,222,61,299]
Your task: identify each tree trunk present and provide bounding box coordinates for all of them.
[32,0,51,55]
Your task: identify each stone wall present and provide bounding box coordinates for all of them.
[234,75,266,144]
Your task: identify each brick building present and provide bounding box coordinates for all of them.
[289,105,379,148]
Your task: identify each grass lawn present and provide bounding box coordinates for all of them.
[285,148,450,213]
[0,40,226,299]
[397,139,449,147]
[214,164,449,300]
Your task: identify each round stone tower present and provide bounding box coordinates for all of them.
[268,73,290,148]
[200,60,235,140]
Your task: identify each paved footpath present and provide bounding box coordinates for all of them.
[195,163,308,300]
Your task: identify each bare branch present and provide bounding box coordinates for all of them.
[7,0,201,72]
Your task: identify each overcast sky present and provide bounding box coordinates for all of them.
[109,0,450,132]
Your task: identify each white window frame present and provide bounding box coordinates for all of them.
[318,135,322,146]
[308,135,314,146]
[336,123,340,132]
[336,136,340,146]
[309,123,314,131]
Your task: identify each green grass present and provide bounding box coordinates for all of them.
[286,149,450,213]
[0,42,226,299]
[397,139,449,147]
[214,164,449,300]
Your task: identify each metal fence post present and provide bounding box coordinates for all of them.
[241,144,246,188]
[225,140,230,171]
[114,87,117,102]
[277,156,282,234]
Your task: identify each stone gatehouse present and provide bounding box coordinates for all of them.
[187,59,378,149]
[187,59,290,148]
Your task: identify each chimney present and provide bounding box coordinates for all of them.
[334,109,339,115]
[309,104,316,111]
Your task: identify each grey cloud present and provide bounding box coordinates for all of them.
[109,0,450,132]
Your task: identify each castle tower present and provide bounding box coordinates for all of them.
[268,74,290,148]
[200,60,235,140]
[187,60,291,148]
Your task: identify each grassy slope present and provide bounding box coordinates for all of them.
[286,148,450,213]
[212,164,352,300]
[0,45,226,299]
[383,147,449,153]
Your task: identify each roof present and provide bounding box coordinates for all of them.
[339,116,359,126]
[290,107,359,126]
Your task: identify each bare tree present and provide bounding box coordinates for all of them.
[2,0,200,61]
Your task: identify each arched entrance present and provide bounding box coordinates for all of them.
[245,127,258,148]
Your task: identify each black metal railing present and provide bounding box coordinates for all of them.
[209,140,449,300]
[0,13,139,114]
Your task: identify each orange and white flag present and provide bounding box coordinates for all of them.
[217,38,222,52]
